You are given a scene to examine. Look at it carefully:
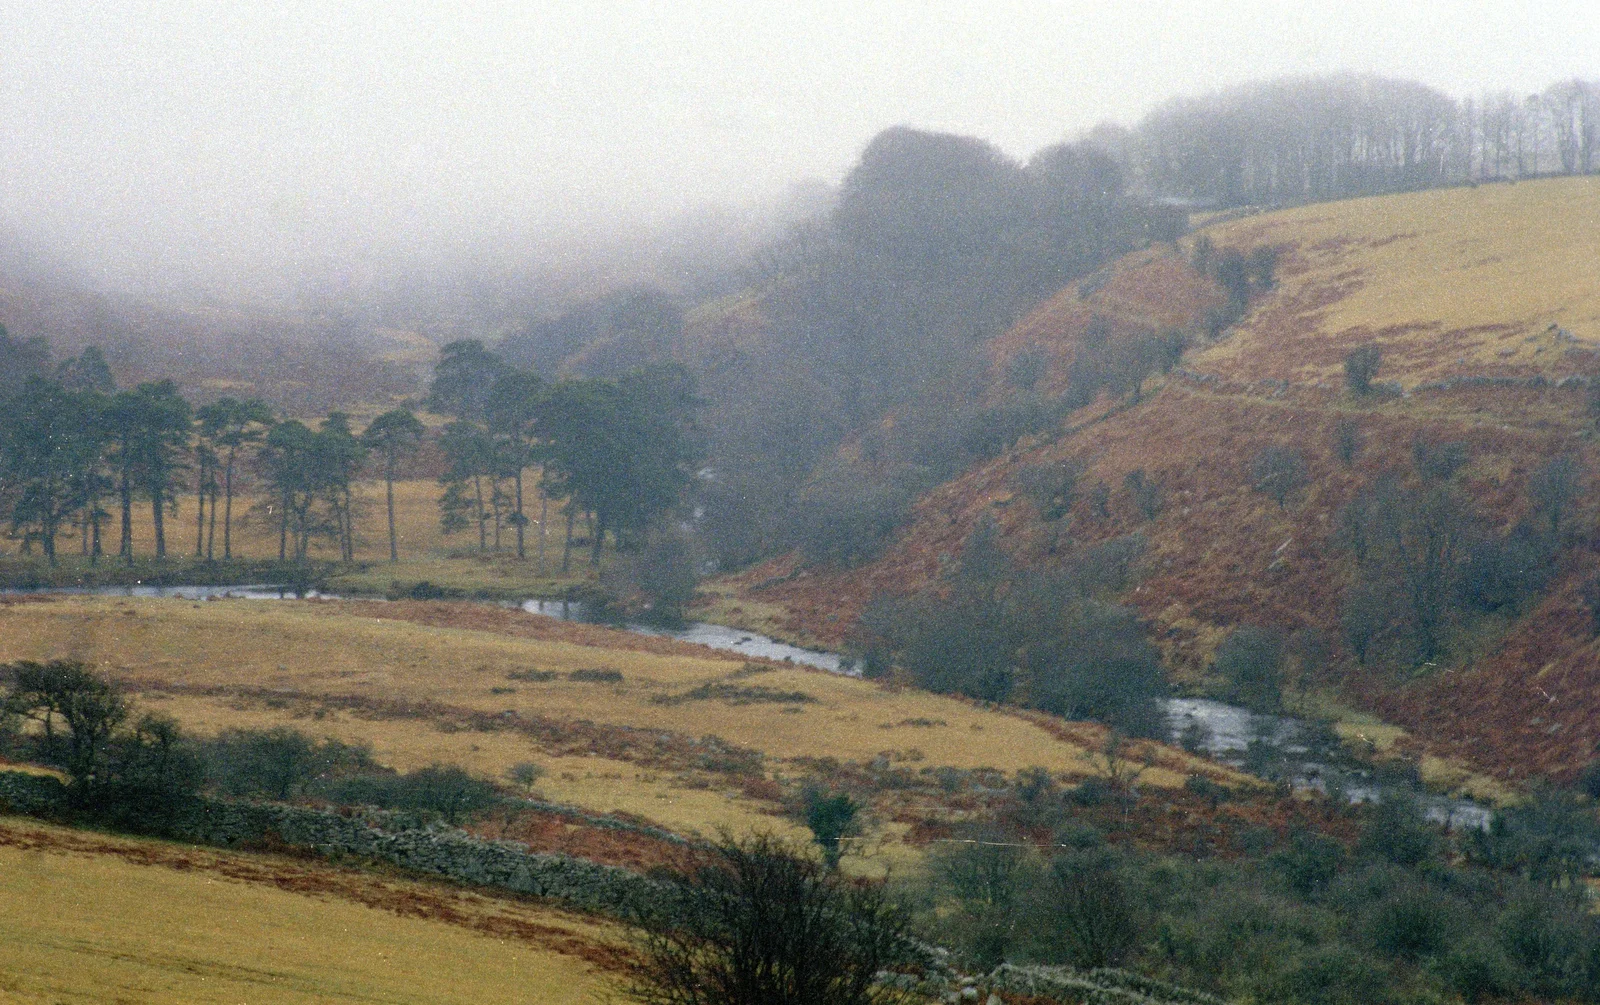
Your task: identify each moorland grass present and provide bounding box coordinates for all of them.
[0,815,620,1004]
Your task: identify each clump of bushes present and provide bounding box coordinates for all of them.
[921,795,1600,1005]
[1,659,506,830]
[856,519,1166,737]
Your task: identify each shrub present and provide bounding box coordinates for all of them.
[1367,887,1457,960]
[1357,795,1439,869]
[1245,246,1278,290]
[198,727,377,801]
[1431,937,1519,1003]
[1033,849,1141,969]
[1332,419,1362,465]
[1459,522,1553,613]
[1270,831,1345,897]
[1496,892,1599,998]
[323,764,499,824]
[1344,344,1382,396]
[1249,446,1308,509]
[1025,601,1169,738]
[1013,766,1062,828]
[1528,453,1583,538]
[1267,945,1391,1005]
[1213,249,1251,308]
[1578,760,1600,799]
[1213,626,1286,713]
[1183,773,1227,806]
[1123,469,1163,521]
[97,713,203,831]
[927,829,1038,969]
[605,526,701,627]
[622,834,917,1005]
[1015,459,1084,521]
[506,762,545,792]
[1411,438,1470,481]
[1006,348,1049,391]
[803,789,861,868]
[792,471,916,568]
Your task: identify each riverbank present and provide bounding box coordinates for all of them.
[0,555,591,603]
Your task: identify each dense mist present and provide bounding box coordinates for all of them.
[2,1,1595,309]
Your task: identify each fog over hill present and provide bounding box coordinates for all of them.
[2,2,1595,314]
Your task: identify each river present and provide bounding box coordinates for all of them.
[13,582,1492,828]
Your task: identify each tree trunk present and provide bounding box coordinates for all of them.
[223,451,236,560]
[590,511,605,567]
[81,509,89,556]
[385,461,398,563]
[561,506,575,573]
[195,460,207,558]
[536,487,547,573]
[90,508,102,565]
[514,468,525,560]
[119,473,133,565]
[206,482,218,561]
[152,488,167,559]
[343,485,354,561]
[278,489,288,561]
[473,474,486,552]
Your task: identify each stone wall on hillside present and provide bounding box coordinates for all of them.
[0,771,670,922]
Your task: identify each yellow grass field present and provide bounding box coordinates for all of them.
[1191,175,1600,387]
[0,596,1232,868]
[0,816,621,1004]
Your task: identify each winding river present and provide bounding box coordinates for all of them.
[15,582,1492,828]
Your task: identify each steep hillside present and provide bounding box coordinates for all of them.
[722,176,1600,787]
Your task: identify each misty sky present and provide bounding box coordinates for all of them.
[1,1,1596,301]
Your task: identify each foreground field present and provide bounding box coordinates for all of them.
[0,595,1233,870]
[0,816,620,1004]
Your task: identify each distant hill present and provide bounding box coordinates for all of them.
[0,245,422,414]
[724,175,1600,787]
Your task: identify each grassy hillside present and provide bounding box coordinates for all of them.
[720,176,1600,789]
[0,816,619,1004]
[1195,176,1600,387]
[0,595,1236,874]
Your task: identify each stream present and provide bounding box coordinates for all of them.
[15,583,1492,828]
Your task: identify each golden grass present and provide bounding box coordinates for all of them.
[0,596,1190,780]
[0,816,620,1004]
[0,596,1232,868]
[1193,175,1600,387]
